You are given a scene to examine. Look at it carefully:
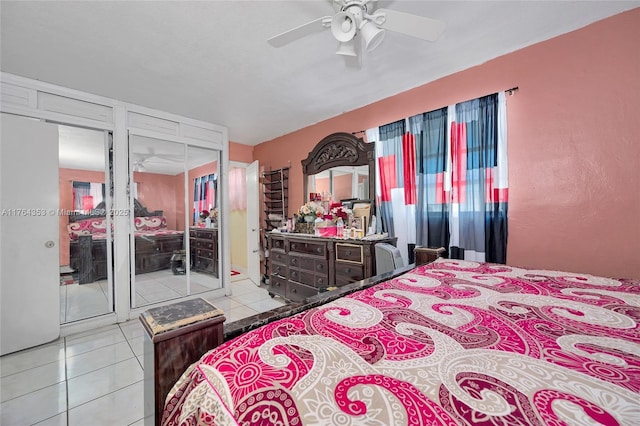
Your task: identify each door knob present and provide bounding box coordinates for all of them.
[45,241,55,248]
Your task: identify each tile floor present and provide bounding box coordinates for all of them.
[1,276,286,426]
[60,269,223,323]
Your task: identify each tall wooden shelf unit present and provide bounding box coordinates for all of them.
[262,167,289,283]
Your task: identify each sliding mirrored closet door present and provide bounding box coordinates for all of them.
[59,125,115,324]
[129,134,221,308]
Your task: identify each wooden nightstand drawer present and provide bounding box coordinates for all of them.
[335,243,363,264]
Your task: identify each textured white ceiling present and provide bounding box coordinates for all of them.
[2,1,638,146]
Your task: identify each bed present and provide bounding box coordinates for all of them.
[161,258,640,425]
[68,199,184,283]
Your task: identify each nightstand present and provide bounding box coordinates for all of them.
[414,246,446,266]
[140,298,225,426]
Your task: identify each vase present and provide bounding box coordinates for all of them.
[303,215,316,223]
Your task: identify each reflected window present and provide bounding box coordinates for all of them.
[72,181,105,213]
[193,173,217,225]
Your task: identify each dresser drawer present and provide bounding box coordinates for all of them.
[196,230,215,239]
[297,271,328,289]
[289,240,326,257]
[270,250,287,265]
[335,243,363,264]
[335,262,364,282]
[270,237,286,251]
[286,281,317,302]
[269,274,287,297]
[271,262,287,277]
[196,249,215,260]
[196,240,215,251]
[298,257,328,274]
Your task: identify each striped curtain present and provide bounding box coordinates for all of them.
[193,174,217,222]
[375,119,416,265]
[410,107,450,253]
[449,92,508,263]
[373,92,508,264]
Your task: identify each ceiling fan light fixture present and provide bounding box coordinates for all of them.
[331,11,357,42]
[360,20,385,51]
[336,40,357,57]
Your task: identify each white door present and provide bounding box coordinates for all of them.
[1,113,60,355]
[246,161,260,286]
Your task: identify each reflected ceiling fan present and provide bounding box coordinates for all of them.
[132,152,182,172]
[267,0,446,67]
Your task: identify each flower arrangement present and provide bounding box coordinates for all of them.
[209,208,219,221]
[199,210,210,220]
[329,204,352,223]
[296,201,324,223]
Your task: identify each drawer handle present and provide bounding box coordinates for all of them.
[292,243,297,250]
[318,278,323,284]
[291,288,297,293]
[317,264,323,271]
[346,250,351,255]
[316,247,321,253]
[346,268,351,273]
[291,258,297,265]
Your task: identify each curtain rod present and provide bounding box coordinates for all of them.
[506,86,519,96]
[354,87,519,135]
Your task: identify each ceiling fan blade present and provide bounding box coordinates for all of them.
[267,16,332,48]
[376,8,446,42]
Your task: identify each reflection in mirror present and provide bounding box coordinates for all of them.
[186,145,221,295]
[130,135,188,308]
[129,137,222,308]
[308,165,369,201]
[60,125,114,323]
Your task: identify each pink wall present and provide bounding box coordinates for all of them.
[134,171,181,230]
[230,141,253,164]
[252,9,640,279]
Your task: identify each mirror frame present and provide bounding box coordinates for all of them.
[301,132,375,215]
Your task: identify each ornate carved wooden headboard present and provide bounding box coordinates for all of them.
[69,198,163,222]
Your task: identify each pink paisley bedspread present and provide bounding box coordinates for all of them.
[162,259,640,425]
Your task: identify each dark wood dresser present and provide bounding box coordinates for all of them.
[267,233,396,302]
[134,234,184,274]
[189,227,219,277]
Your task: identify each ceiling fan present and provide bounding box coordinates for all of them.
[267,0,446,67]
[132,152,182,172]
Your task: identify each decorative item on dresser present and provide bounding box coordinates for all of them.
[267,233,396,301]
[189,227,219,277]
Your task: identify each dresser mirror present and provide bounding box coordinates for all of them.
[301,132,375,215]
